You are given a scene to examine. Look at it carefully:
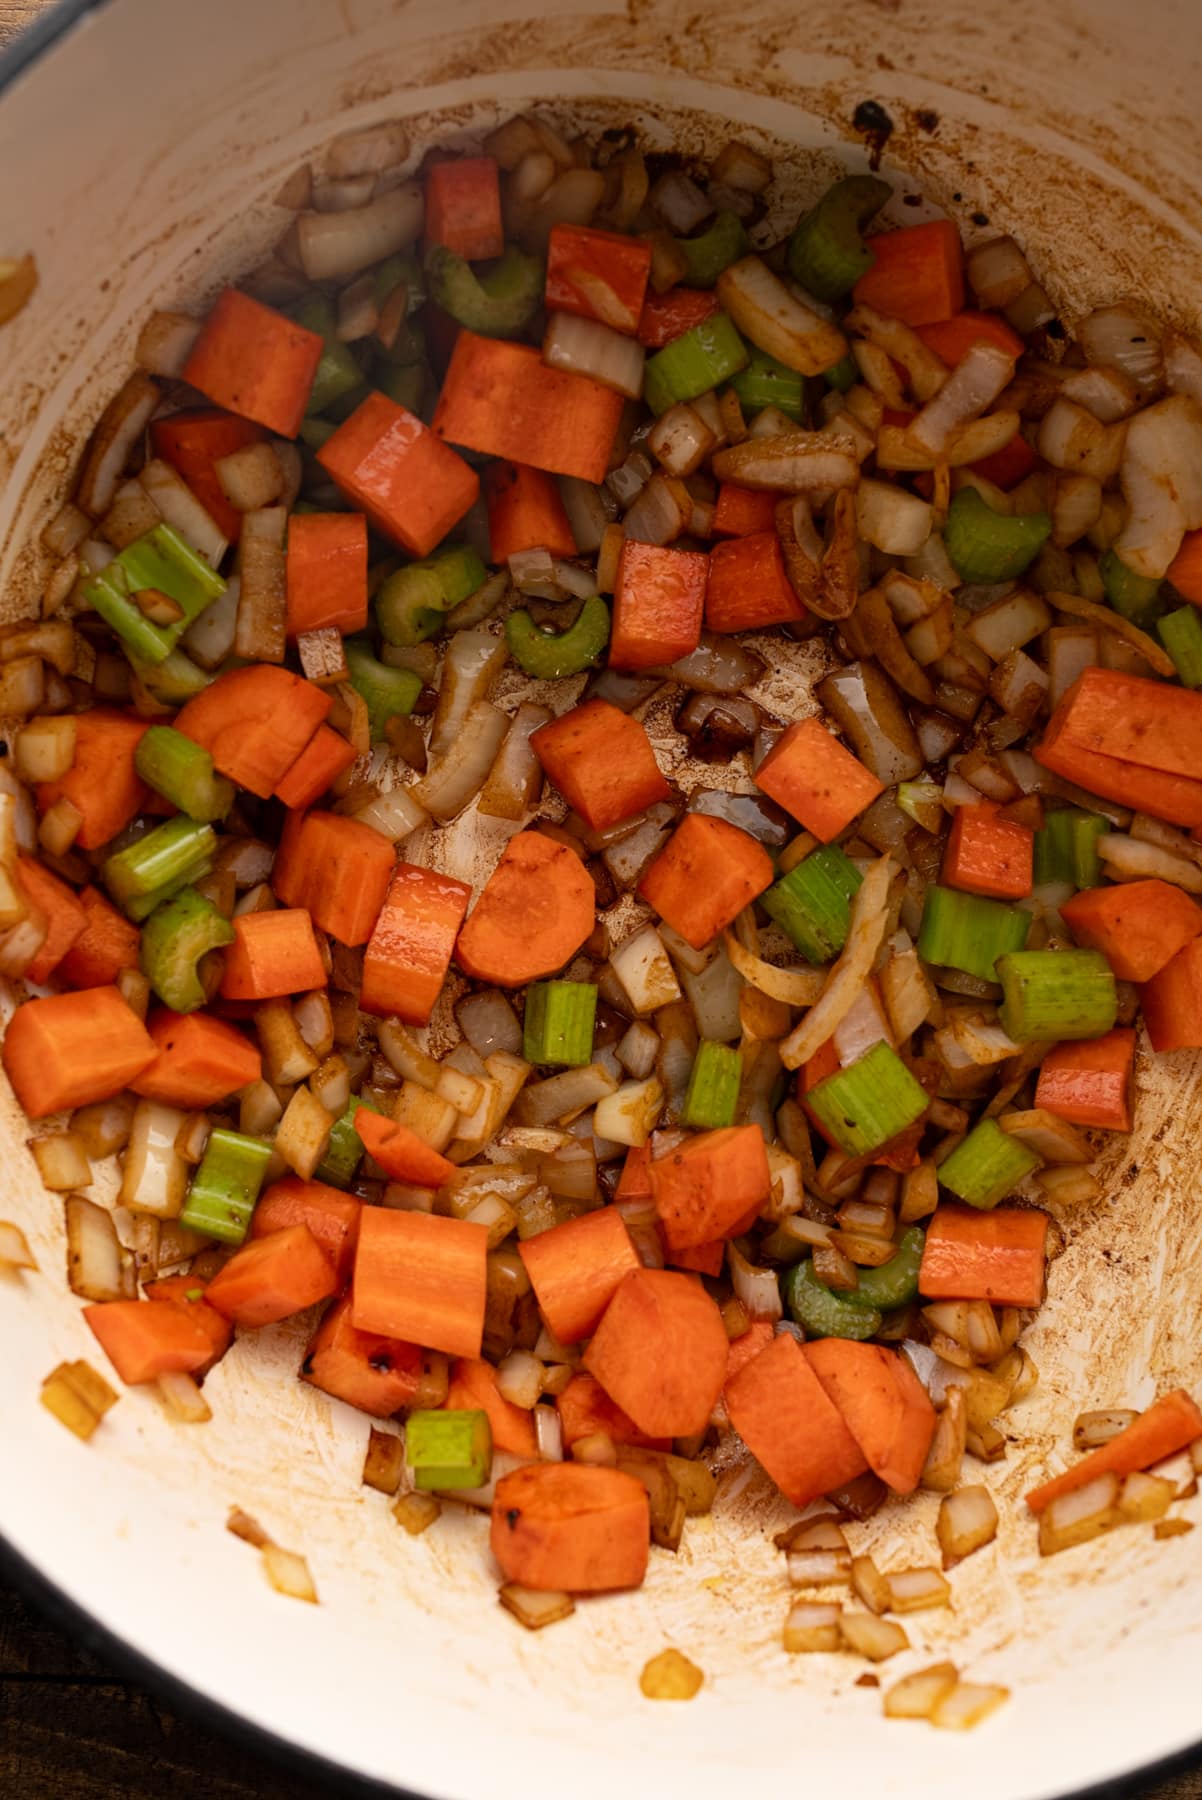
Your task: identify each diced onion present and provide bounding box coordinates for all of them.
[65,1195,132,1303]
[76,372,160,518]
[966,236,1032,310]
[0,1220,36,1270]
[716,256,847,376]
[1079,302,1163,393]
[296,183,423,281]
[1045,589,1175,678]
[609,925,682,1015]
[908,342,1017,456]
[260,1543,319,1604]
[780,855,895,1070]
[593,1076,664,1148]
[722,929,823,1006]
[728,1241,783,1321]
[1113,394,1202,578]
[856,479,933,556]
[623,473,692,546]
[499,1582,575,1629]
[544,312,645,398]
[712,429,860,493]
[1073,1408,1139,1451]
[1038,1472,1120,1555]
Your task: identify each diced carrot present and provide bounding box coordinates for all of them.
[274,724,358,811]
[637,285,721,350]
[918,1202,1049,1308]
[971,430,1038,492]
[546,224,653,336]
[916,310,1024,366]
[853,220,965,327]
[582,1268,727,1438]
[83,1299,217,1386]
[143,1276,233,1366]
[432,330,624,484]
[1167,529,1202,606]
[218,908,326,1001]
[352,1208,487,1358]
[1140,937,1202,1053]
[755,716,884,842]
[15,855,85,984]
[1026,1389,1202,1513]
[484,461,577,563]
[250,1177,362,1287]
[175,665,331,799]
[445,1355,537,1457]
[150,408,265,542]
[712,483,779,538]
[1036,732,1202,829]
[56,887,141,988]
[131,1009,262,1108]
[615,1144,653,1204]
[360,861,473,1025]
[942,800,1034,900]
[182,288,323,438]
[667,1239,725,1277]
[3,986,155,1118]
[36,709,150,851]
[454,830,595,988]
[556,1371,670,1451]
[610,538,708,670]
[638,812,774,950]
[490,1462,650,1592]
[425,156,504,262]
[648,1123,772,1251]
[705,531,807,632]
[804,1339,937,1493]
[725,1332,869,1506]
[318,391,480,559]
[1035,669,1202,827]
[1060,879,1202,982]
[530,699,670,832]
[303,1293,424,1418]
[270,809,395,946]
[1034,1029,1137,1131]
[518,1206,641,1345]
[354,1108,456,1189]
[285,512,368,637]
[724,1319,776,1385]
[204,1223,338,1327]
[800,1035,842,1147]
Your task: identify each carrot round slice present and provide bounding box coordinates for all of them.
[582,1267,728,1438]
[455,831,595,987]
[490,1462,650,1591]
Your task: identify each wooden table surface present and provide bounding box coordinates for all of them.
[1,1,1201,1795]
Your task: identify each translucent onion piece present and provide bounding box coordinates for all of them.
[779,856,895,1070]
[722,929,823,1006]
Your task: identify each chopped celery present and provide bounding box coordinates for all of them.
[996,948,1117,1042]
[104,817,217,915]
[844,1226,926,1312]
[343,639,423,740]
[938,1117,1040,1210]
[299,418,336,451]
[682,1040,742,1129]
[784,1259,881,1341]
[372,251,425,313]
[124,867,215,924]
[125,645,213,704]
[180,1127,273,1245]
[375,361,428,414]
[1101,549,1163,628]
[522,981,598,1067]
[506,594,611,679]
[293,294,367,417]
[824,352,859,392]
[406,1408,492,1490]
[805,1041,929,1159]
[1033,806,1106,889]
[944,487,1051,583]
[424,243,543,339]
[376,544,487,647]
[643,312,749,416]
[134,726,234,822]
[86,524,225,666]
[730,347,805,422]
[787,174,892,302]
[315,1094,382,1189]
[761,845,862,964]
[676,210,748,288]
[917,884,1031,984]
[1159,605,1202,688]
[140,885,236,1013]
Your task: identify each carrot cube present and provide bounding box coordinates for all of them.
[15,855,85,984]
[638,811,774,950]
[712,483,779,538]
[518,1206,641,1345]
[273,724,357,811]
[182,288,323,438]
[1035,1029,1136,1130]
[1139,938,1202,1053]
[84,1299,217,1386]
[425,156,504,262]
[219,908,326,1001]
[1035,669,1202,828]
[667,1239,726,1276]
[352,1208,488,1359]
[175,665,331,799]
[941,801,1034,900]
[285,512,368,637]
[57,887,141,988]
[556,1370,669,1451]
[143,1277,232,1365]
[582,1267,729,1438]
[852,220,965,327]
[151,408,265,542]
[251,1177,361,1288]
[637,286,721,350]
[918,1202,1049,1308]
[432,330,624,484]
[648,1122,772,1250]
[317,391,480,559]
[1168,529,1202,606]
[3,986,155,1118]
[804,1339,936,1493]
[1060,880,1202,983]
[755,715,884,841]
[485,461,577,563]
[131,1009,261,1108]
[530,698,670,832]
[725,1331,868,1506]
[546,223,652,336]
[705,531,807,632]
[270,809,395,946]
[1025,1389,1202,1514]
[611,539,708,671]
[360,861,473,1025]
[303,1292,424,1418]
[916,311,1024,367]
[446,1356,537,1457]
[724,1318,776,1385]
[204,1222,339,1328]
[490,1462,650,1593]
[970,429,1039,491]
[36,710,150,852]
[354,1110,456,1190]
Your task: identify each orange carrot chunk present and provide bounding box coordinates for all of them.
[942,801,1034,900]
[219,908,326,1001]
[556,1371,670,1451]
[705,532,808,632]
[1026,1389,1202,1513]
[1034,1029,1137,1131]
[250,1177,362,1287]
[15,855,86,984]
[455,830,595,987]
[432,330,624,485]
[274,724,358,812]
[1140,938,1202,1053]
[445,1356,537,1457]
[610,538,708,670]
[317,391,480,559]
[648,1123,772,1250]
[637,286,721,350]
[916,310,1025,366]
[530,699,670,832]
[352,1208,487,1359]
[852,220,965,327]
[804,1339,937,1494]
[359,862,473,1026]
[614,1142,653,1203]
[490,1462,650,1592]
[151,408,265,542]
[57,886,142,989]
[582,1267,729,1438]
[425,156,504,263]
[667,1238,726,1277]
[203,1223,338,1328]
[712,482,780,538]
[83,1299,218,1386]
[1168,529,1202,607]
[354,1109,456,1189]
[755,716,884,842]
[131,1009,262,1108]
[182,288,323,438]
[518,1206,641,1345]
[724,1319,776,1385]
[546,223,653,336]
[36,710,150,851]
[143,1277,233,1366]
[3,987,155,1118]
[638,812,774,950]
[1060,880,1202,983]
[970,430,1039,492]
[918,1203,1049,1309]
[270,809,395,946]
[725,1332,869,1506]
[285,512,368,637]
[1035,669,1202,828]
[303,1292,424,1418]
[175,665,331,799]
[484,461,578,563]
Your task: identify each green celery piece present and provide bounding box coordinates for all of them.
[824,352,858,392]
[135,726,234,822]
[682,1040,742,1129]
[424,243,543,339]
[126,645,213,703]
[124,862,214,924]
[787,175,892,302]
[376,544,487,647]
[372,251,425,313]
[87,524,225,666]
[761,845,862,963]
[316,1094,382,1189]
[944,487,1051,583]
[293,294,367,417]
[1101,549,1163,629]
[1033,806,1106,889]
[140,885,236,1013]
[406,1407,492,1490]
[938,1116,1040,1211]
[996,948,1116,1043]
[180,1127,273,1245]
[917,884,1031,984]
[505,594,611,679]
[729,347,805,423]
[522,981,598,1067]
[375,361,428,414]
[784,1258,881,1340]
[1159,605,1202,688]
[343,640,423,741]
[299,418,336,452]
[643,313,749,416]
[104,817,217,908]
[805,1040,929,1158]
[844,1226,926,1312]
[676,210,748,288]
